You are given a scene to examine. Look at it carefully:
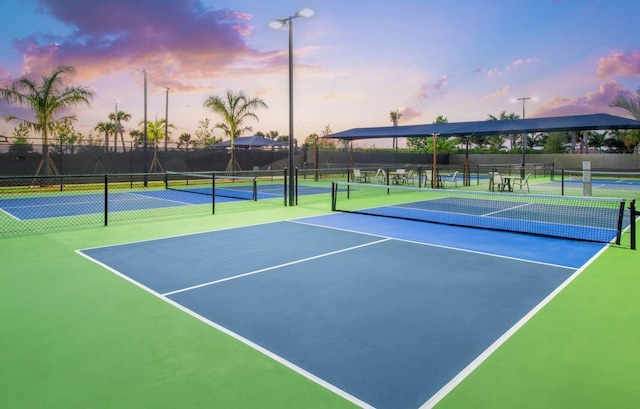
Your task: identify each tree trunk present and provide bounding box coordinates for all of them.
[42,142,51,176]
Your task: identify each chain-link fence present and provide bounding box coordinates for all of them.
[0,170,288,236]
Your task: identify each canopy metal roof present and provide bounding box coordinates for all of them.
[215,135,287,148]
[324,113,640,140]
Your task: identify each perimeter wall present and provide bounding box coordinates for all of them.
[1,147,639,175]
[449,153,640,170]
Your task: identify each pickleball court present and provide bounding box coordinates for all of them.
[78,212,606,409]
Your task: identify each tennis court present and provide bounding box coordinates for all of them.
[0,182,331,220]
[78,211,605,409]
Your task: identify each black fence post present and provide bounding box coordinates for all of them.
[283,168,288,207]
[212,173,215,214]
[104,174,108,226]
[331,182,337,211]
[630,200,636,250]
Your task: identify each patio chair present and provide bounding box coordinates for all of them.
[490,172,507,192]
[406,170,415,185]
[375,168,387,184]
[442,171,458,188]
[513,173,531,192]
[353,168,369,183]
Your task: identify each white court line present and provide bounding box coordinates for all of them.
[0,207,22,221]
[124,191,193,205]
[482,202,533,217]
[162,238,391,296]
[76,217,592,408]
[418,242,610,409]
[75,249,376,409]
[290,219,578,271]
[79,220,285,252]
[1,192,189,219]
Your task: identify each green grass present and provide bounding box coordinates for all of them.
[1,190,639,408]
[436,239,640,409]
[0,205,360,409]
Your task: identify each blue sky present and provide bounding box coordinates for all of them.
[1,0,639,147]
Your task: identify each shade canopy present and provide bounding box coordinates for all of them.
[324,113,640,140]
[215,135,287,148]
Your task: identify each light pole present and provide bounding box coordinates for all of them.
[517,97,531,177]
[270,8,314,206]
[143,70,148,186]
[165,87,169,152]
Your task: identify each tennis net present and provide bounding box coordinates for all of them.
[165,171,257,201]
[331,181,627,243]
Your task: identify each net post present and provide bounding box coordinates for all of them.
[295,167,299,206]
[630,200,637,250]
[331,182,337,211]
[252,177,257,201]
[583,161,592,197]
[164,172,168,189]
[561,169,565,196]
[104,174,109,226]
[283,168,288,206]
[212,174,215,214]
[283,168,287,206]
[616,200,626,245]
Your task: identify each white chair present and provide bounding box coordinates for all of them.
[442,171,458,188]
[406,170,415,185]
[513,173,531,192]
[353,168,369,183]
[490,172,507,192]
[375,168,387,184]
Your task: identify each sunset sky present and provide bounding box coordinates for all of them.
[1,0,639,147]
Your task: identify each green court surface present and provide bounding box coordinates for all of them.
[1,198,639,408]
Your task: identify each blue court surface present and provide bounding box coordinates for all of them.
[78,215,604,409]
[0,185,330,220]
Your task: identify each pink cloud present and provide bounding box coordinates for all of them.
[418,75,448,99]
[596,50,640,78]
[481,85,510,101]
[474,57,538,77]
[534,80,633,117]
[398,107,421,122]
[13,0,261,91]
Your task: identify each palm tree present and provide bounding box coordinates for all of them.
[108,110,132,151]
[0,65,94,175]
[588,131,607,152]
[138,118,175,171]
[487,111,520,150]
[203,90,268,170]
[94,121,117,150]
[610,87,640,120]
[389,110,402,150]
[140,118,174,145]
